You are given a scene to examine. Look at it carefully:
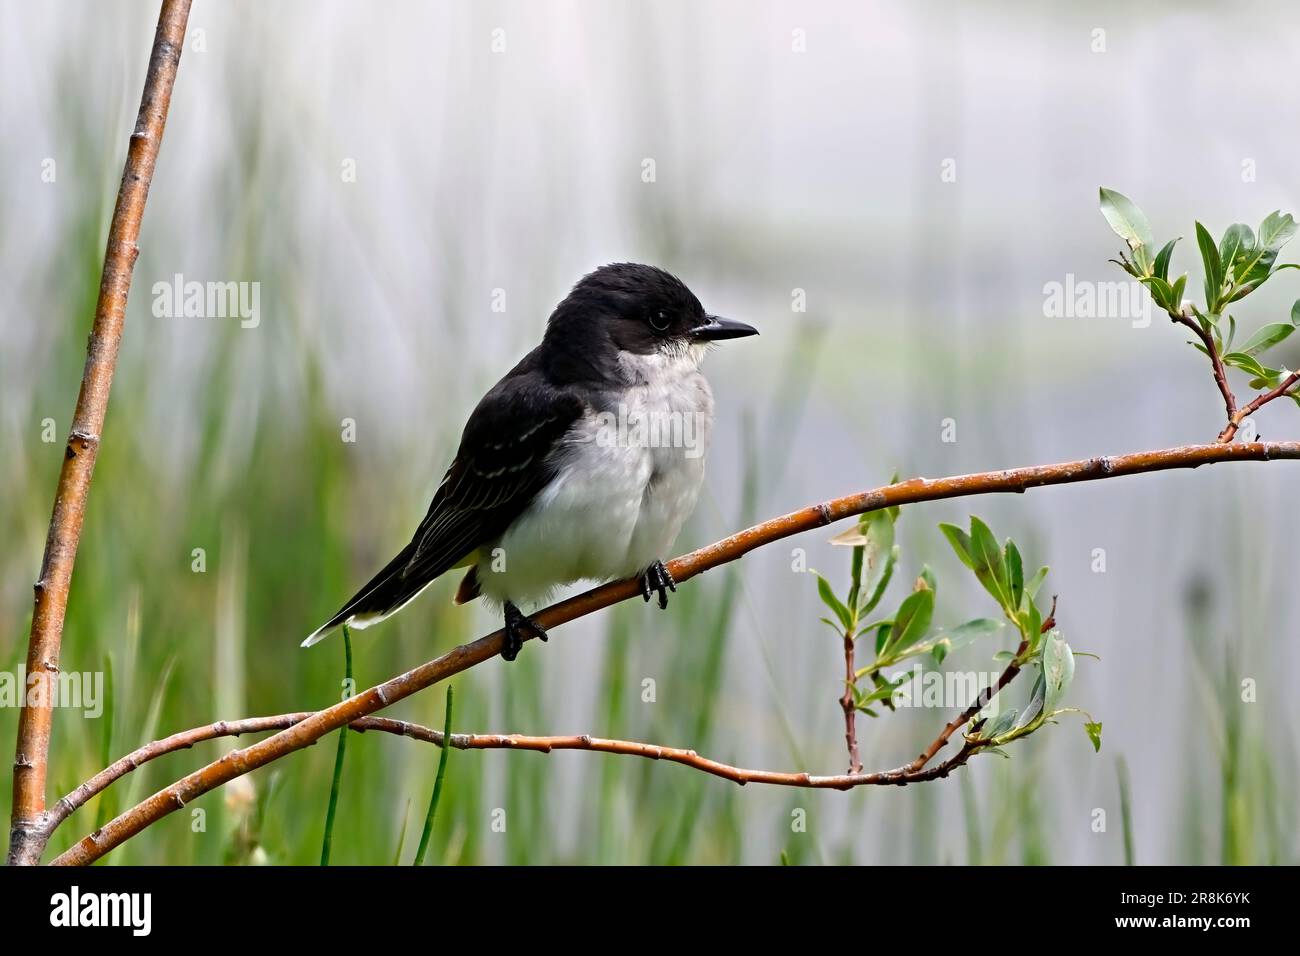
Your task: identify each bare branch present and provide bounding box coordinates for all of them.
[1220,370,1300,442]
[1171,311,1238,427]
[7,0,193,867]
[46,710,988,846]
[46,439,1300,866]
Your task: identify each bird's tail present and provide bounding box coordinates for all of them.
[302,543,430,647]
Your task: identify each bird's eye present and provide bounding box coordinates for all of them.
[649,310,671,332]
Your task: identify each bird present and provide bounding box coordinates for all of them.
[303,263,758,661]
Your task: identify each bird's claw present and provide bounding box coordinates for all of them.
[640,560,676,610]
[502,601,547,662]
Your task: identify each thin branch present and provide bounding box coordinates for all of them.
[7,0,192,867]
[1170,312,1238,426]
[1169,308,1299,443]
[905,596,1057,773]
[839,626,863,774]
[45,439,1300,865]
[46,708,989,846]
[361,720,992,789]
[1219,370,1300,443]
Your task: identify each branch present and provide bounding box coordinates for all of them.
[1168,308,1299,443]
[46,439,1300,865]
[45,709,987,847]
[839,624,863,774]
[905,596,1056,773]
[47,605,1058,836]
[7,0,192,867]
[1171,311,1238,426]
[1221,370,1300,443]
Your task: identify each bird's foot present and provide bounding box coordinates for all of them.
[502,601,547,661]
[640,560,676,610]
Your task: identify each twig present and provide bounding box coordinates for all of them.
[1219,371,1300,443]
[1171,312,1237,425]
[905,596,1057,773]
[1169,309,1299,443]
[46,439,1300,865]
[7,0,192,867]
[46,709,988,841]
[839,627,862,774]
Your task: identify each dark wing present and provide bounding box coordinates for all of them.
[403,372,584,583]
[303,360,583,645]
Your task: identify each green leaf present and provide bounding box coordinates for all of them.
[1239,322,1295,357]
[1084,721,1103,753]
[1222,351,1270,379]
[1140,275,1175,312]
[979,707,1019,741]
[1099,188,1155,272]
[1227,280,1264,303]
[1234,211,1298,284]
[1292,299,1300,327]
[1169,273,1187,310]
[1196,221,1223,310]
[814,573,852,632]
[886,588,935,655]
[918,564,937,594]
[1041,632,1075,713]
[1016,672,1046,730]
[874,621,891,655]
[862,546,899,618]
[1024,566,1049,600]
[834,508,896,616]
[968,516,1010,610]
[1248,367,1284,390]
[1021,598,1043,650]
[1005,539,1024,611]
[857,676,906,706]
[939,522,975,570]
[915,618,1005,664]
[1218,224,1254,276]
[1152,237,1179,281]
[857,512,894,606]
[1259,210,1297,254]
[820,617,846,638]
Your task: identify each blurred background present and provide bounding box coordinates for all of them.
[2,0,1298,865]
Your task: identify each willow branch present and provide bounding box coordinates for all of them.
[46,709,988,845]
[43,439,1300,866]
[1221,370,1300,443]
[1171,312,1238,427]
[905,596,1057,773]
[7,0,192,867]
[1168,308,1299,443]
[839,625,863,774]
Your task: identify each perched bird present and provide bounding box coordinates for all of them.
[304,263,758,660]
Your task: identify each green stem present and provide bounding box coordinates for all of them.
[414,685,454,865]
[319,623,353,866]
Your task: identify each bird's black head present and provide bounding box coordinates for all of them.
[543,263,756,382]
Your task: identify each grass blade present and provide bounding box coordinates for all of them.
[319,623,353,866]
[414,684,455,865]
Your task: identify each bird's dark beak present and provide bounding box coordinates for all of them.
[689,315,759,341]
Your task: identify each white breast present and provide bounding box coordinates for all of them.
[476,348,714,607]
